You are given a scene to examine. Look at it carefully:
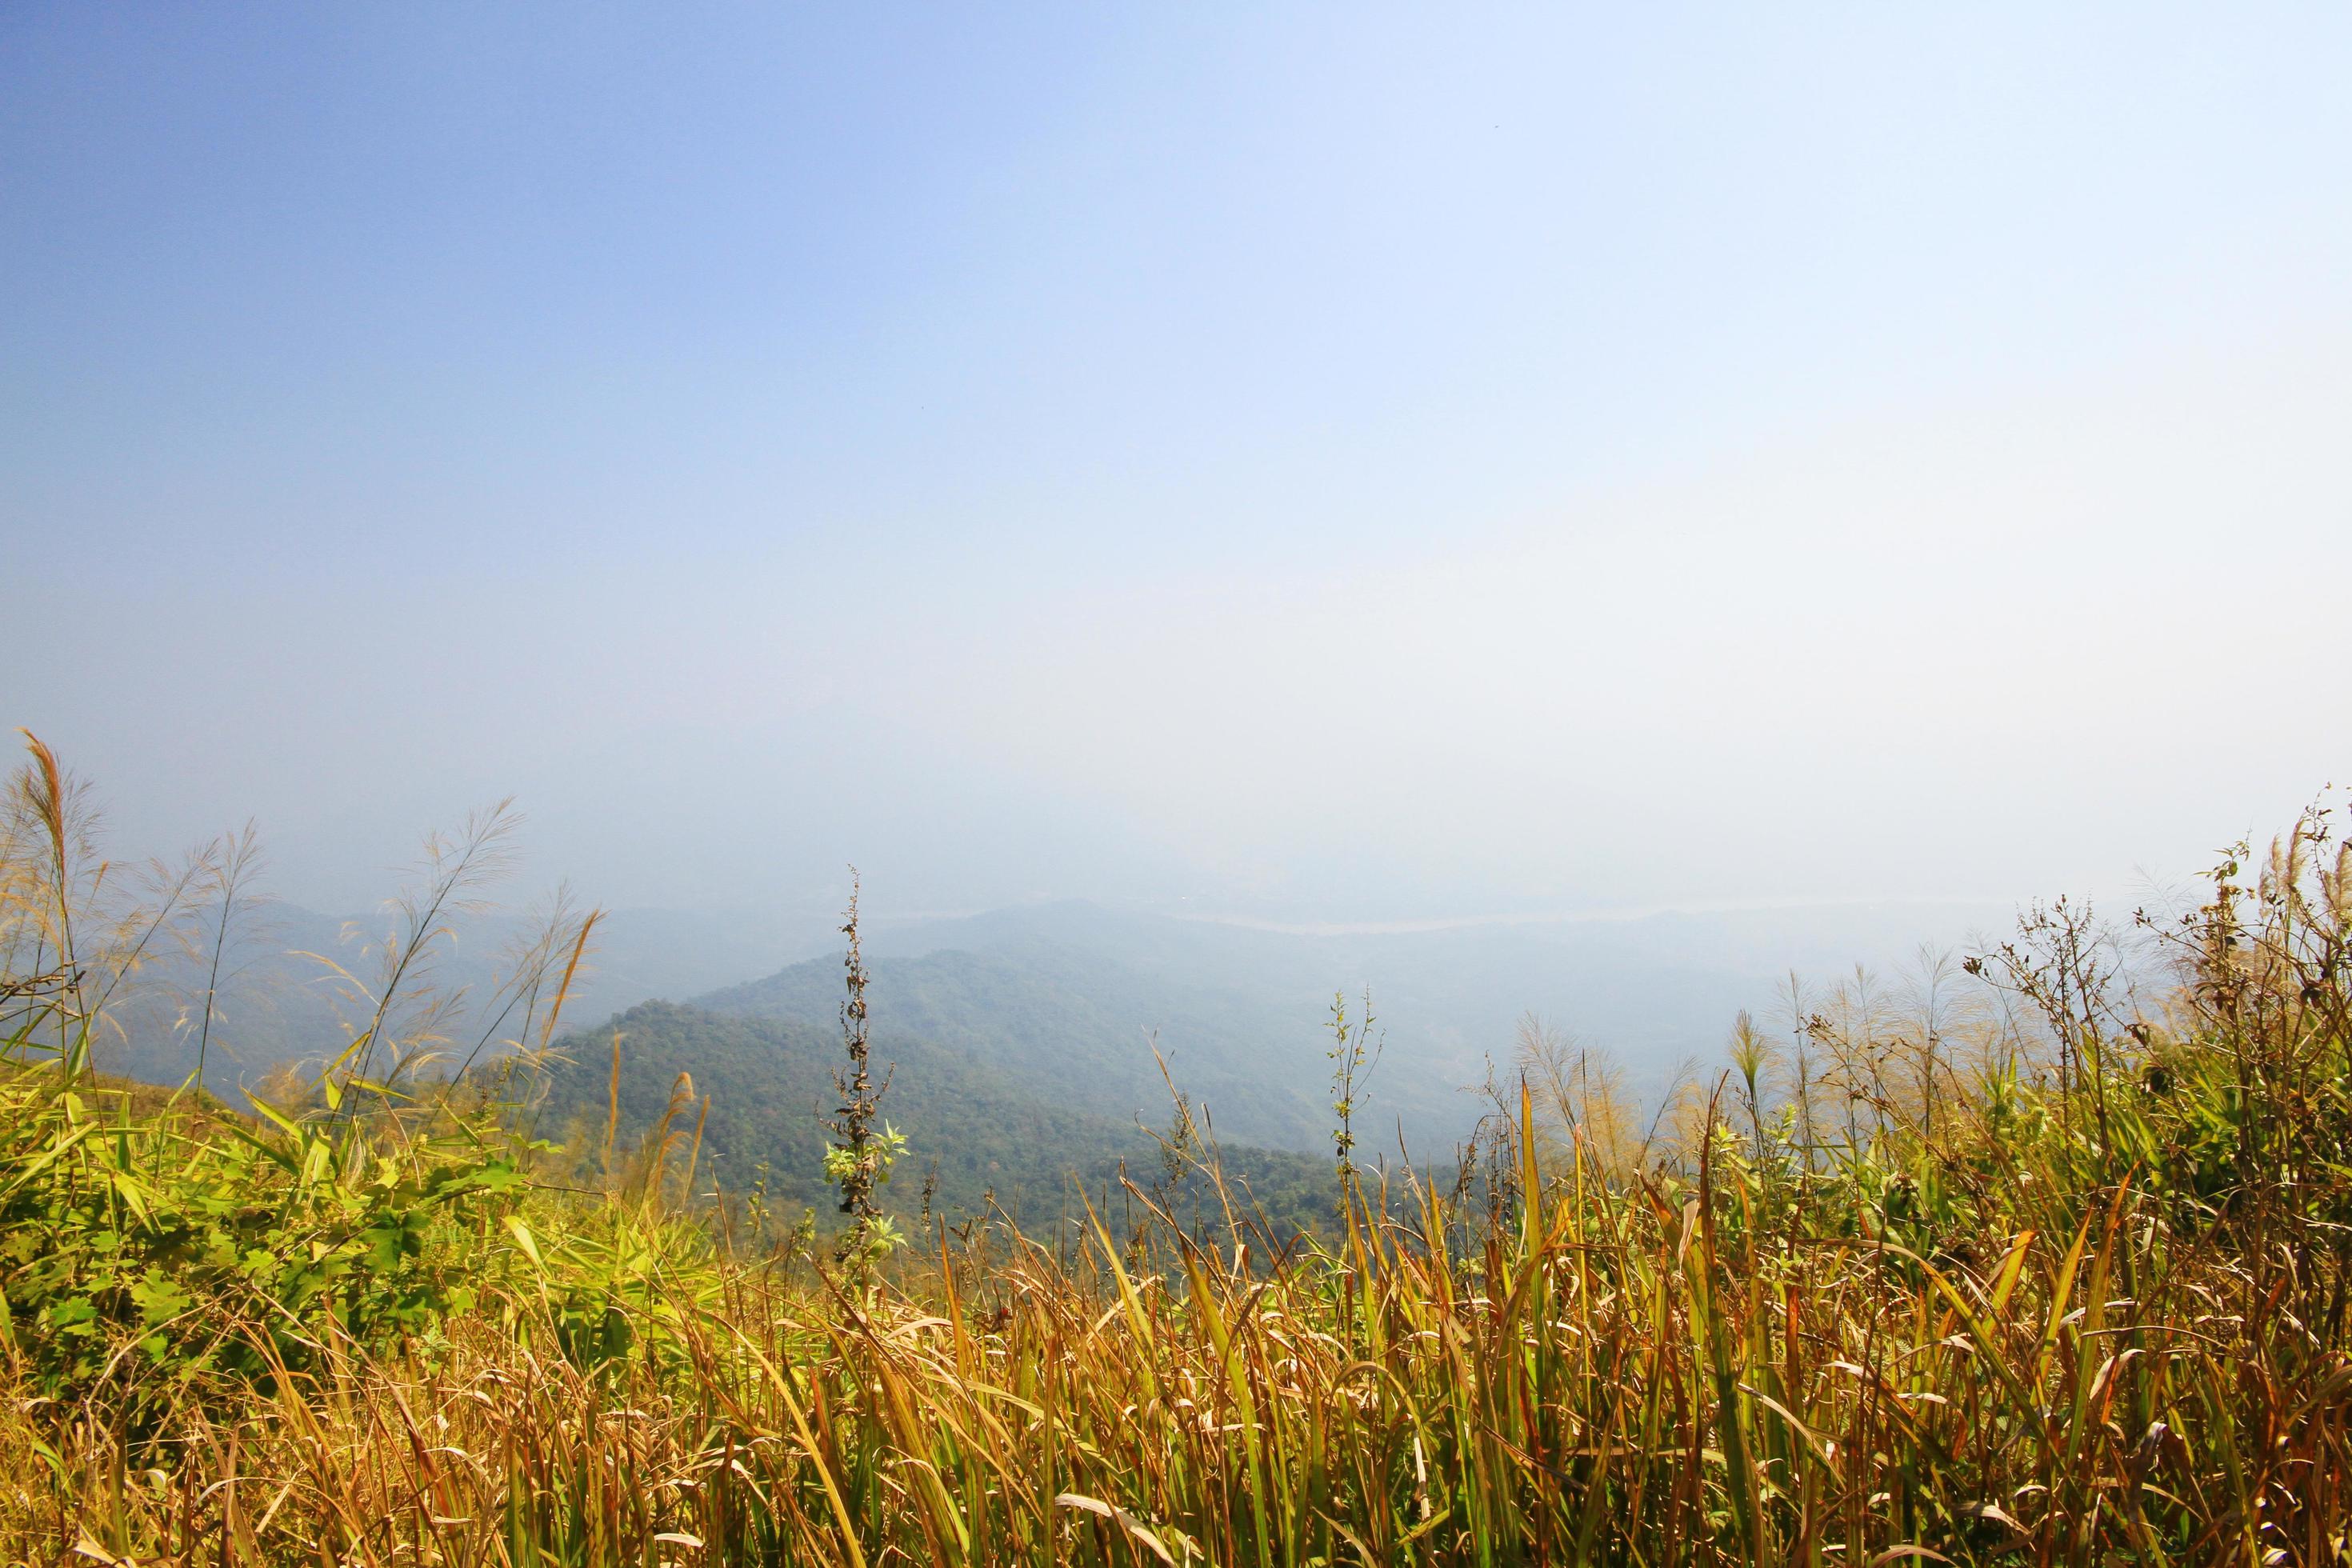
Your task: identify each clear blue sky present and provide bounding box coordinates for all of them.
[6,6,2350,919]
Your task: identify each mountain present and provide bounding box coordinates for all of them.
[95,892,2025,1230]
[533,999,1122,1218]
[693,897,2022,1154]
[528,998,1339,1234]
[695,938,1352,1152]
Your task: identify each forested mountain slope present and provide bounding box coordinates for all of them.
[694,942,1348,1152]
[532,999,1337,1230]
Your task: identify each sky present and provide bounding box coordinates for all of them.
[6,5,2350,924]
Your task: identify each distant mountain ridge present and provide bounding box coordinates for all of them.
[98,894,2022,1218]
[531,998,1161,1225]
[681,895,2022,1156]
[694,938,1346,1152]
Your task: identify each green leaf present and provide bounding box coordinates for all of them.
[503,1214,544,1271]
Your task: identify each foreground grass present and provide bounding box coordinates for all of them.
[10,1082,2350,1566]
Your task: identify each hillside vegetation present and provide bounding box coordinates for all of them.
[694,941,1343,1151]
[6,733,2352,1564]
[525,998,1337,1236]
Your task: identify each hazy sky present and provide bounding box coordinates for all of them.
[6,6,2349,922]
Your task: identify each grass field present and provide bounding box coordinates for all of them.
[5,734,2350,1565]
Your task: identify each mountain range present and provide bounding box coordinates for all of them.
[97,894,2022,1225]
